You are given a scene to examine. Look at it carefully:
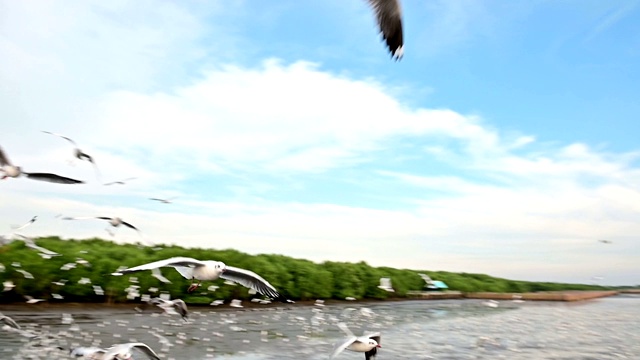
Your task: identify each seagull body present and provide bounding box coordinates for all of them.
[0,146,84,184]
[71,343,160,360]
[367,0,404,59]
[331,323,381,359]
[148,297,189,320]
[112,257,293,303]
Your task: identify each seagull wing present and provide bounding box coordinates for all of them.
[151,268,172,283]
[62,216,101,221]
[112,257,206,279]
[367,0,404,59]
[330,336,358,359]
[130,343,162,360]
[120,221,140,231]
[41,131,77,146]
[13,233,60,256]
[12,216,37,232]
[0,315,20,329]
[221,266,291,303]
[172,299,189,319]
[23,172,84,184]
[337,322,356,337]
[0,146,13,166]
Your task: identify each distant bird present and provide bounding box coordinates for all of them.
[24,295,45,304]
[0,146,84,184]
[104,177,137,186]
[331,322,381,360]
[377,277,394,292]
[112,257,293,303]
[41,131,101,181]
[62,216,140,233]
[367,0,404,60]
[10,216,37,232]
[70,342,161,360]
[148,297,189,320]
[598,239,612,244]
[149,197,177,204]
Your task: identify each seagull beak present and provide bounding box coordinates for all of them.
[377,345,381,348]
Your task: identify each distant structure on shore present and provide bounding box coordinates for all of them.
[419,274,449,291]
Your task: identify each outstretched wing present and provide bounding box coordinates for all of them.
[131,343,161,360]
[103,343,160,360]
[367,0,404,59]
[0,146,13,166]
[0,314,20,329]
[12,216,37,232]
[120,221,140,231]
[337,322,356,337]
[41,131,78,146]
[112,257,206,279]
[330,336,358,359]
[221,266,291,303]
[23,172,84,184]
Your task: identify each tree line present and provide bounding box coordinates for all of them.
[0,236,612,304]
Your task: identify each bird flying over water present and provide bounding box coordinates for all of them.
[367,0,404,60]
[70,342,161,360]
[0,146,84,184]
[148,297,189,320]
[331,322,381,359]
[112,257,293,303]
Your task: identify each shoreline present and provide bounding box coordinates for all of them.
[0,290,629,311]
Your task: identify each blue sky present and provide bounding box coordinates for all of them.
[1,0,639,286]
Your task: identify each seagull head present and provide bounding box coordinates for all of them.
[369,339,380,348]
[216,261,226,272]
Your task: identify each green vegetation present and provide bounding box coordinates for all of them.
[0,237,612,304]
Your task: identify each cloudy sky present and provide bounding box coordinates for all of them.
[1,1,639,286]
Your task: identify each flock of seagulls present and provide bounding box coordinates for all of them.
[1,3,407,358]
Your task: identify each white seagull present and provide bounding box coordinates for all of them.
[62,216,140,233]
[112,257,293,303]
[41,131,101,181]
[377,277,395,292]
[0,146,84,184]
[70,342,161,360]
[367,0,404,60]
[148,297,189,320]
[12,233,61,258]
[331,322,381,360]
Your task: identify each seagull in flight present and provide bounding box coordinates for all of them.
[331,322,381,359]
[70,342,161,360]
[0,313,20,330]
[598,239,612,244]
[112,257,293,303]
[149,197,177,204]
[41,131,101,181]
[104,177,137,186]
[0,146,84,184]
[148,297,189,320]
[367,0,404,60]
[62,216,140,232]
[377,277,395,292]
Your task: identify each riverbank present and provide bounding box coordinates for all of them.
[405,290,620,301]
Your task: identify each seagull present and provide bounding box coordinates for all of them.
[377,277,394,292]
[149,197,177,204]
[12,233,61,258]
[367,0,404,60]
[111,257,293,303]
[24,295,45,304]
[148,297,189,320]
[104,177,137,186]
[598,239,612,244]
[331,322,381,360]
[62,216,141,234]
[10,216,38,232]
[41,131,101,181]
[0,146,84,184]
[70,343,161,360]
[0,313,20,329]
